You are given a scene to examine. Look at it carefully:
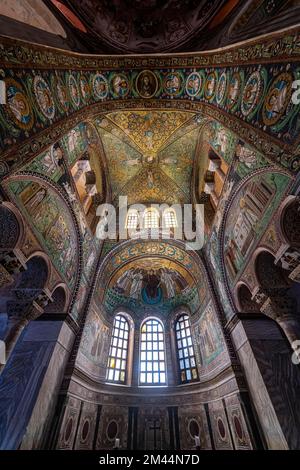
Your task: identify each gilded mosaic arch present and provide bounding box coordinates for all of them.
[1,26,300,178]
[218,166,293,319]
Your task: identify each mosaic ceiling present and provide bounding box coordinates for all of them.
[106,111,194,155]
[95,110,201,203]
[57,0,234,54]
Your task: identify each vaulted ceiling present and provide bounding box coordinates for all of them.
[51,0,240,53]
[95,110,203,204]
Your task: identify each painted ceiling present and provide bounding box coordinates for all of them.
[95,110,202,204]
[56,0,236,54]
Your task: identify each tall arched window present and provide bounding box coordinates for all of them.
[106,314,129,384]
[140,318,166,385]
[175,314,198,384]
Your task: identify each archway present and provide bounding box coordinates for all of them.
[44,285,68,315]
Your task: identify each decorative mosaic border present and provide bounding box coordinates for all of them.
[1,27,300,178]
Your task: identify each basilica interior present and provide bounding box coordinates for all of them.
[1,0,300,452]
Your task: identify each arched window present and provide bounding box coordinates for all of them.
[106,314,129,384]
[126,209,139,230]
[163,208,177,228]
[175,314,198,384]
[143,208,159,229]
[140,318,166,385]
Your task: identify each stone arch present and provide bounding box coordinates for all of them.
[252,249,300,349]
[280,196,300,248]
[219,166,292,317]
[69,121,112,234]
[93,239,209,327]
[169,305,192,330]
[254,250,290,291]
[87,120,112,205]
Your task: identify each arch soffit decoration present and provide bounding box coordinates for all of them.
[218,166,294,317]
[232,193,300,301]
[50,282,70,312]
[94,239,210,318]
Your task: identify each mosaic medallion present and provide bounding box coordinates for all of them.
[68,74,81,108]
[227,72,241,110]
[163,72,182,96]
[262,72,293,126]
[186,72,202,97]
[53,75,69,113]
[79,74,91,102]
[33,75,55,120]
[135,70,158,98]
[204,71,217,100]
[241,70,263,117]
[93,73,108,100]
[110,73,130,98]
[216,71,227,105]
[4,78,33,130]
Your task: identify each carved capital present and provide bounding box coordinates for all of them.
[252,285,297,322]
